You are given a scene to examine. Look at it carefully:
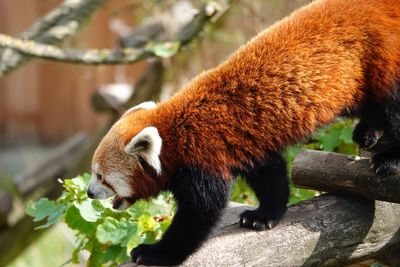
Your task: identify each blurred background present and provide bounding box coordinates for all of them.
[0,0,375,266]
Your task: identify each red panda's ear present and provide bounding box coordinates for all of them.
[123,101,156,116]
[124,126,162,175]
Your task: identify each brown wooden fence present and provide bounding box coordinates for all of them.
[0,0,146,145]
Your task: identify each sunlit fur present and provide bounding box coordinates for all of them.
[99,0,400,187]
[92,0,400,265]
[88,163,115,199]
[124,101,157,115]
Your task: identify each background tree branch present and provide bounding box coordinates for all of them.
[0,0,105,77]
[0,2,223,66]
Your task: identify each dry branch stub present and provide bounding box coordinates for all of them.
[292,149,400,203]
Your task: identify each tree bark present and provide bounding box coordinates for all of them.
[120,196,400,267]
[292,149,400,203]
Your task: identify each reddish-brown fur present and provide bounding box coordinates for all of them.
[95,0,400,197]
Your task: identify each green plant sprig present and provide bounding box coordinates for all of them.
[26,174,175,267]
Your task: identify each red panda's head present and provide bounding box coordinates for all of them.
[87,101,164,210]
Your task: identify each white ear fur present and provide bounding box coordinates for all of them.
[124,101,156,115]
[124,126,162,175]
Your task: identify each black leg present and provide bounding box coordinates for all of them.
[131,166,231,266]
[372,145,400,175]
[371,104,400,175]
[239,151,289,231]
[384,104,400,142]
[352,120,383,149]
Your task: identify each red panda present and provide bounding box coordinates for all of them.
[87,0,400,265]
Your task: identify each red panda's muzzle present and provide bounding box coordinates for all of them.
[112,195,138,210]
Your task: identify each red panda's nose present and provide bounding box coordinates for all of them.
[87,190,94,199]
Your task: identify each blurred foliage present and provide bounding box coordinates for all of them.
[8,225,78,267]
[232,118,360,205]
[27,174,174,267]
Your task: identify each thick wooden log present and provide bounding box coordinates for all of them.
[292,149,400,203]
[120,196,400,267]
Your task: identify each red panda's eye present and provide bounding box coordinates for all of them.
[96,173,103,180]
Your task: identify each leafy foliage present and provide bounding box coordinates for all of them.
[26,174,174,266]
[307,119,359,155]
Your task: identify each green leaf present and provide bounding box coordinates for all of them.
[65,205,96,235]
[151,42,180,58]
[26,173,175,267]
[340,125,354,144]
[87,239,104,267]
[26,198,56,221]
[82,173,92,184]
[138,213,158,230]
[26,198,65,229]
[74,234,87,257]
[35,203,66,229]
[96,217,130,245]
[318,126,341,151]
[126,234,140,252]
[127,200,147,217]
[123,222,139,246]
[101,245,127,265]
[75,199,102,222]
[289,186,319,204]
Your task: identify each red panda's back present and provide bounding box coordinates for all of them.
[154,0,400,178]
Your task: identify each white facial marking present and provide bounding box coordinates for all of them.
[92,163,100,173]
[88,174,114,199]
[124,126,162,175]
[124,101,156,115]
[105,172,132,197]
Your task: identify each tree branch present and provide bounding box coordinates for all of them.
[0,2,223,65]
[0,0,105,77]
[14,133,89,198]
[120,197,400,267]
[292,149,400,204]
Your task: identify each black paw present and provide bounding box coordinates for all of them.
[352,126,383,149]
[372,154,400,175]
[131,244,183,266]
[239,208,284,231]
